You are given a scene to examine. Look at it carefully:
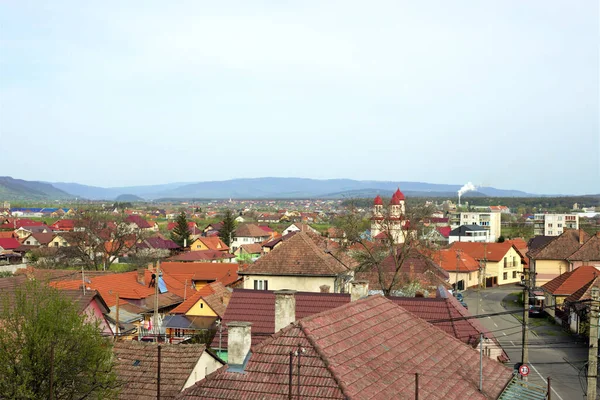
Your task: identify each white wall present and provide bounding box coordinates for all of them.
[183,352,225,390]
[241,274,341,293]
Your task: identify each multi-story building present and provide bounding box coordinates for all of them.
[533,214,579,236]
[449,211,501,242]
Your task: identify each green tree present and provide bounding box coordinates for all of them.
[219,209,237,247]
[0,280,118,399]
[171,211,191,247]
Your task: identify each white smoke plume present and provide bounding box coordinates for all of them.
[458,182,477,197]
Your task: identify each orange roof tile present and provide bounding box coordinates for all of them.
[542,265,600,295]
[433,249,480,272]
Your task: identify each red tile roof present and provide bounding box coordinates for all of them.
[194,237,229,251]
[0,238,21,250]
[160,262,241,287]
[183,296,512,399]
[529,229,590,260]
[125,215,152,229]
[240,232,349,277]
[436,226,451,238]
[167,221,197,231]
[168,250,235,262]
[50,219,75,231]
[433,249,480,272]
[567,233,600,261]
[542,265,600,295]
[235,223,271,238]
[373,195,383,205]
[450,242,522,262]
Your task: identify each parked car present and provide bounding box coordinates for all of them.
[459,300,469,309]
[454,292,464,302]
[528,305,544,318]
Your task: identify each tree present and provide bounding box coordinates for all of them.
[61,211,145,271]
[170,212,191,247]
[219,209,237,247]
[339,198,438,296]
[0,280,118,399]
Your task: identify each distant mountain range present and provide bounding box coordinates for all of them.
[0,176,553,202]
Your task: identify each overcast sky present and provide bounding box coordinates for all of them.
[1,1,598,194]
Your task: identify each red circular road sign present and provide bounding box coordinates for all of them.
[519,364,530,377]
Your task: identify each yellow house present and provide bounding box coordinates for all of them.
[528,229,590,286]
[450,242,525,287]
[48,233,74,248]
[541,265,600,317]
[190,237,229,252]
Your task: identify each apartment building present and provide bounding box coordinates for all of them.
[449,211,501,242]
[533,214,579,236]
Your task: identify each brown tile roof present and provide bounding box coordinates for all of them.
[182,296,512,399]
[234,223,271,238]
[211,289,351,349]
[235,243,263,255]
[541,265,600,295]
[25,232,55,245]
[528,229,590,260]
[261,231,296,249]
[567,233,600,261]
[113,341,211,400]
[240,232,349,276]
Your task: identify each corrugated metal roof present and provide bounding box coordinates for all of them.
[499,375,547,399]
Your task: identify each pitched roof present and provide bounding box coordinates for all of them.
[193,237,229,251]
[211,289,351,349]
[125,215,152,229]
[261,231,296,249]
[234,223,270,238]
[565,275,600,306]
[171,281,231,316]
[528,229,590,260]
[541,265,600,295]
[433,249,480,272]
[183,296,512,399]
[235,243,262,254]
[138,237,180,250]
[0,238,21,250]
[240,232,349,277]
[567,233,600,261]
[168,250,235,262]
[436,226,451,238]
[25,232,55,245]
[450,242,521,262]
[449,225,488,236]
[373,195,383,205]
[114,341,214,400]
[159,262,241,287]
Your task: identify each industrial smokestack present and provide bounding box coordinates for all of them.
[458,182,476,206]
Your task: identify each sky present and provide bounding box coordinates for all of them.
[0,1,598,195]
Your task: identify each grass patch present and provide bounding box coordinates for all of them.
[109,263,136,272]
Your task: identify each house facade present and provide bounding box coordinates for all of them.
[449,211,501,242]
[533,213,579,236]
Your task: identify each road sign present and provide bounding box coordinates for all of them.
[519,364,530,377]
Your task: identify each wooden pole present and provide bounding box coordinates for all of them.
[521,285,529,380]
[115,293,120,340]
[547,377,551,400]
[415,372,419,400]
[479,333,483,391]
[587,287,599,400]
[157,345,161,400]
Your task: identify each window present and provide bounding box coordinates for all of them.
[254,280,269,290]
[548,231,553,235]
[512,271,517,279]
[548,223,553,228]
[557,223,562,228]
[200,303,204,309]
[503,272,508,280]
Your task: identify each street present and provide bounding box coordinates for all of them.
[463,286,590,400]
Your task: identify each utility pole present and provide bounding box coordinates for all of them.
[49,343,54,400]
[157,345,161,400]
[479,332,483,392]
[587,286,599,400]
[154,261,160,342]
[521,284,529,378]
[115,293,120,341]
[455,249,461,292]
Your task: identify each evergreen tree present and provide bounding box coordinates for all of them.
[171,211,191,247]
[219,209,237,247]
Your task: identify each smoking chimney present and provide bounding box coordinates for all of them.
[274,290,296,332]
[227,321,252,367]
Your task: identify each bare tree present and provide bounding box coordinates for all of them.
[60,211,147,270]
[339,197,440,296]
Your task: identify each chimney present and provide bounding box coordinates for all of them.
[350,280,369,302]
[136,268,145,286]
[274,290,296,332]
[227,321,252,367]
[579,228,585,245]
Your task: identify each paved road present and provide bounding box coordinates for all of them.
[463,286,590,400]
